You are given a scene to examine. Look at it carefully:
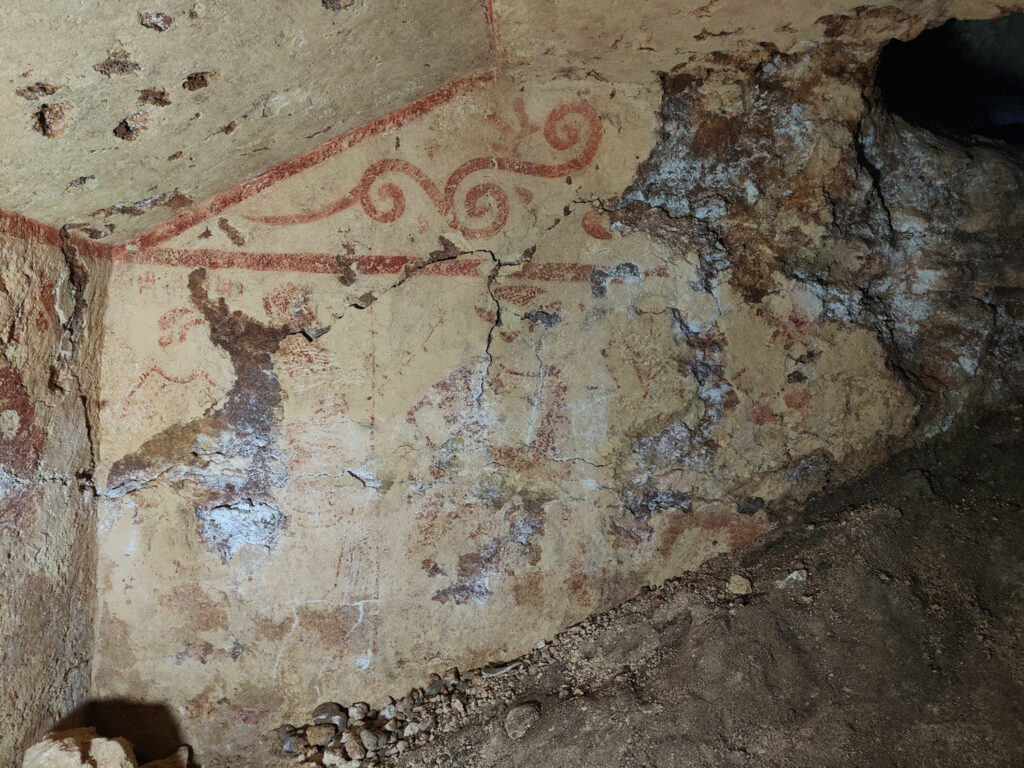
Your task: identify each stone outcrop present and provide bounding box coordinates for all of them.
[21,728,190,768]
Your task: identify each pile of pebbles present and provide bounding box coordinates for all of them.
[276,573,760,766]
[276,661,540,767]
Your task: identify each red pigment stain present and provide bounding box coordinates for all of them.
[783,388,811,409]
[747,403,778,425]
[0,367,43,476]
[582,209,612,239]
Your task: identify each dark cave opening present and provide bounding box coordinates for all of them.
[875,12,1024,147]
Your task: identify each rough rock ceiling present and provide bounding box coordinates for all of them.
[0,0,492,244]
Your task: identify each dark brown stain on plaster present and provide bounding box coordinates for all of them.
[94,190,193,218]
[66,175,95,191]
[113,113,148,141]
[815,6,916,40]
[183,71,216,91]
[32,103,71,138]
[139,88,172,107]
[16,82,59,100]
[334,254,358,286]
[94,50,141,77]
[217,218,246,246]
[107,269,326,560]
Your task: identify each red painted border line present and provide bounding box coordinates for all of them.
[513,263,595,282]
[124,249,489,276]
[122,249,665,282]
[0,1,500,271]
[116,248,344,273]
[135,0,500,252]
[0,208,118,261]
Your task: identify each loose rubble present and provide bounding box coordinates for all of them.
[274,570,764,766]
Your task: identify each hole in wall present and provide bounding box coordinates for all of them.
[875,12,1024,147]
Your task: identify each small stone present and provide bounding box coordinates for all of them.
[322,749,345,768]
[348,702,370,722]
[727,574,753,595]
[425,672,444,696]
[504,701,542,739]
[402,718,433,739]
[276,725,308,755]
[305,723,337,747]
[344,737,367,761]
[359,729,381,751]
[775,568,809,588]
[396,697,413,718]
[312,701,348,728]
[379,703,397,720]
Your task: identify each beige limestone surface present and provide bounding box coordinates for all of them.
[0,0,492,243]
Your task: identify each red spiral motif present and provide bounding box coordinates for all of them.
[247,101,603,239]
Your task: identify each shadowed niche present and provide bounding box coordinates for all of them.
[876,12,1024,147]
[54,699,185,764]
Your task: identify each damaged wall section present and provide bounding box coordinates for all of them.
[0,224,110,763]
[86,2,1024,765]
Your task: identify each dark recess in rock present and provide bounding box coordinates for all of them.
[876,13,1024,147]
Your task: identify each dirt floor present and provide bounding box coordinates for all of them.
[264,406,1024,768]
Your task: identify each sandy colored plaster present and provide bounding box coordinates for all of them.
[0,0,492,243]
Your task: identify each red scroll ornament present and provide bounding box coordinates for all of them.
[245,101,603,239]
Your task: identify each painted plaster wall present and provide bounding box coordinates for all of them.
[0,0,492,243]
[86,0,1023,764]
[0,224,109,765]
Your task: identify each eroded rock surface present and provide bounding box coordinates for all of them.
[0,228,108,762]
